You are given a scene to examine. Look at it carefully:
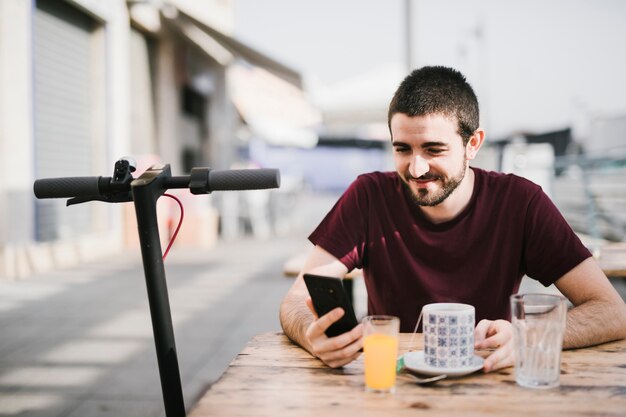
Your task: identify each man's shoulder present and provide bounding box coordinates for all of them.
[474,167,542,195]
[354,171,399,188]
[357,171,398,181]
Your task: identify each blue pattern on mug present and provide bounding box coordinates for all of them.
[423,304,475,369]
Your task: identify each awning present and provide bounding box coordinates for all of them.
[153,8,321,148]
[164,8,303,88]
[228,64,321,148]
[313,63,405,130]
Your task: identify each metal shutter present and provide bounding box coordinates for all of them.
[33,0,97,242]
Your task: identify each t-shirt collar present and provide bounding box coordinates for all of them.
[402,167,482,230]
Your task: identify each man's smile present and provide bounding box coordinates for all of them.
[407,173,443,186]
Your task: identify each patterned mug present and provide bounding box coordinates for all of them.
[422,303,475,368]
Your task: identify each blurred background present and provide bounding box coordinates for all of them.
[0,0,625,416]
[1,0,625,277]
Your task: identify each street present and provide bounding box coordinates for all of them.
[0,191,339,417]
[0,235,311,417]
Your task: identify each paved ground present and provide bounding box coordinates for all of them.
[0,191,339,417]
[0,235,316,417]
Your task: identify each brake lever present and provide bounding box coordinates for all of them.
[67,158,137,206]
[67,193,133,206]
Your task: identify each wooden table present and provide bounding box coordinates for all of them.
[578,234,626,279]
[597,242,626,278]
[189,332,626,417]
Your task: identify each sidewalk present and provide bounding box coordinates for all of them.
[0,190,341,417]
[0,234,319,417]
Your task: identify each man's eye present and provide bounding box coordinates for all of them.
[428,148,444,154]
[394,147,410,153]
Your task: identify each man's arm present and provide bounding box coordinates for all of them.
[555,257,626,348]
[475,257,626,372]
[279,245,363,368]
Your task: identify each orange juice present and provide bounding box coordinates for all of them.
[364,333,399,391]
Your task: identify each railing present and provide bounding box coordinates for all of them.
[553,152,626,242]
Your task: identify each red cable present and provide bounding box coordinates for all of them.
[162,193,184,261]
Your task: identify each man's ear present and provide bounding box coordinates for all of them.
[466,129,486,160]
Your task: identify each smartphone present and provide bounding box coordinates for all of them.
[303,273,359,337]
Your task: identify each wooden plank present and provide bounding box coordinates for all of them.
[189,332,626,417]
[597,242,626,278]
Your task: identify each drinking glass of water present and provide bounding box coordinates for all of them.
[510,293,567,389]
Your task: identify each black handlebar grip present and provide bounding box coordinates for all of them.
[33,176,107,199]
[208,169,281,191]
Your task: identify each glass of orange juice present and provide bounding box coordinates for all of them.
[362,315,400,393]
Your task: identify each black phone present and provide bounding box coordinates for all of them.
[303,273,359,337]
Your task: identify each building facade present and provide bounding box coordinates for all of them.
[0,0,320,279]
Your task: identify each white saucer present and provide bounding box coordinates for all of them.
[403,351,484,377]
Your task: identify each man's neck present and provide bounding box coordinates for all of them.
[419,167,476,224]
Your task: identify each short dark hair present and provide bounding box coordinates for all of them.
[388,66,479,145]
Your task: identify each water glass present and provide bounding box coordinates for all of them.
[511,293,567,389]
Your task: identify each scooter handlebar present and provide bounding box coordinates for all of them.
[33,176,110,199]
[33,167,281,199]
[208,168,280,191]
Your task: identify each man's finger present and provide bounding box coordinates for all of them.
[474,319,493,344]
[483,343,514,372]
[305,297,318,319]
[308,307,345,337]
[313,323,362,357]
[318,324,363,368]
[476,329,510,349]
[475,319,513,349]
[325,350,363,368]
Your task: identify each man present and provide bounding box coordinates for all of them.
[279,66,626,372]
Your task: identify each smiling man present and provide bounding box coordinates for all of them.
[279,66,626,371]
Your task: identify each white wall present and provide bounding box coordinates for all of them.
[0,0,132,279]
[0,0,35,278]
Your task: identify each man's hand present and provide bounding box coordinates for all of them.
[304,297,363,368]
[474,319,515,372]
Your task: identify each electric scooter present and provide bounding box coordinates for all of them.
[33,158,281,417]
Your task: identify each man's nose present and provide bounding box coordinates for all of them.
[410,155,429,178]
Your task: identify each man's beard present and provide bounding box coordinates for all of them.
[403,160,467,207]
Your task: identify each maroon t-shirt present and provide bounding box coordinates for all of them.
[309,168,591,332]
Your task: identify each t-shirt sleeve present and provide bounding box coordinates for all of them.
[308,176,370,271]
[523,188,592,286]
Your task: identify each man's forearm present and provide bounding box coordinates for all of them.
[279,245,350,356]
[279,293,314,353]
[563,298,626,349]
